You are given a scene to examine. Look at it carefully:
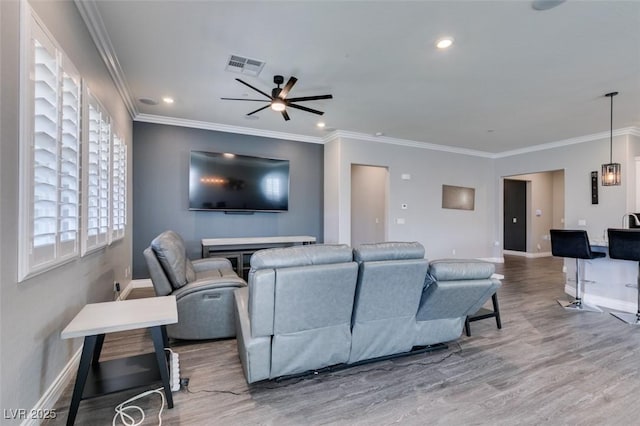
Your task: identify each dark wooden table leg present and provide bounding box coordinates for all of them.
[492,293,502,329]
[150,326,174,408]
[91,333,105,365]
[67,334,99,426]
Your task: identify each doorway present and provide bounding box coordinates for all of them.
[351,165,388,246]
[503,171,565,256]
[504,179,527,251]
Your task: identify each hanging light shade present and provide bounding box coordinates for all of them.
[601,91,621,186]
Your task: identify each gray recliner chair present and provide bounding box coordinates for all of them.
[234,244,358,383]
[144,230,246,340]
[414,259,501,346]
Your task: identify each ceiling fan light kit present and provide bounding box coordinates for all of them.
[602,91,621,186]
[221,75,333,121]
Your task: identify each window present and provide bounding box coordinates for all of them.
[111,133,127,242]
[19,7,129,279]
[19,14,81,281]
[82,92,111,254]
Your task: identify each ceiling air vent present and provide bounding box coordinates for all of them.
[225,55,265,76]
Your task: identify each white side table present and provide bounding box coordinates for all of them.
[61,296,178,425]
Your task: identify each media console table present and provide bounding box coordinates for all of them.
[61,296,177,425]
[201,236,317,280]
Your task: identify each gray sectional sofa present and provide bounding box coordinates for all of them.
[234,242,501,383]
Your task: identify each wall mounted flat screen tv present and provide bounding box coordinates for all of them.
[189,151,289,212]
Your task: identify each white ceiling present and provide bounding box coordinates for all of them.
[90,0,640,154]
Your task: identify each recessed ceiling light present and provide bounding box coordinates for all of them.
[435,37,454,49]
[223,153,235,158]
[162,97,174,104]
[317,122,326,128]
[375,132,385,137]
[138,97,158,106]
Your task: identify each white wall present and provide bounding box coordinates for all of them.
[0,0,132,419]
[325,137,497,260]
[495,135,635,246]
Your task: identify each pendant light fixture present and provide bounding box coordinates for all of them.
[602,91,621,186]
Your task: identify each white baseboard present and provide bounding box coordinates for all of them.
[118,278,152,300]
[478,257,505,263]
[21,347,82,426]
[503,250,552,258]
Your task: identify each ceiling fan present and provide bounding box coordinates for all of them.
[221,75,332,121]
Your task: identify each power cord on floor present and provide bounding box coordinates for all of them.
[112,387,165,426]
[112,347,179,425]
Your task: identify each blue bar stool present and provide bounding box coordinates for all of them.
[550,229,605,312]
[608,228,640,324]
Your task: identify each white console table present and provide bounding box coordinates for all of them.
[61,296,177,425]
[201,236,316,279]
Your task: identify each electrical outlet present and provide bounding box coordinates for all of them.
[113,281,120,292]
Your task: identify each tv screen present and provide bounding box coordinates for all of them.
[189,151,289,212]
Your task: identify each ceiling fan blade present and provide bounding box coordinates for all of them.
[278,76,298,99]
[247,105,270,116]
[288,103,324,115]
[281,110,290,121]
[286,94,333,102]
[221,98,270,102]
[235,78,272,100]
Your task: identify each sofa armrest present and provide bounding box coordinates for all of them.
[234,288,271,383]
[172,276,246,300]
[191,257,233,273]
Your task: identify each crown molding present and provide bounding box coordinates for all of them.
[74,0,137,118]
[134,114,325,144]
[323,130,495,158]
[494,126,640,159]
[134,113,640,160]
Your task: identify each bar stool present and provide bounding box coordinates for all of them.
[550,229,605,312]
[607,228,640,324]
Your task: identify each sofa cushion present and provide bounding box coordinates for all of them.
[353,242,425,262]
[151,230,193,289]
[250,244,352,270]
[428,259,495,281]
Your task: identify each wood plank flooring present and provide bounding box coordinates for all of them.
[46,256,640,425]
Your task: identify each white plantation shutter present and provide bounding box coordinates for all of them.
[82,92,111,254]
[111,134,127,242]
[19,15,81,281]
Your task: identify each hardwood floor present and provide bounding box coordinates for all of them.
[47,256,640,425]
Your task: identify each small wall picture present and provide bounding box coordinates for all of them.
[442,185,475,211]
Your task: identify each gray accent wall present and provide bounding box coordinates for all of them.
[132,122,324,278]
[1,0,132,420]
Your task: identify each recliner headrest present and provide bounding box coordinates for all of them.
[428,259,495,281]
[251,244,352,269]
[151,230,195,288]
[353,242,425,262]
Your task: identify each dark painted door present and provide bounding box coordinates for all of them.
[504,179,527,252]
